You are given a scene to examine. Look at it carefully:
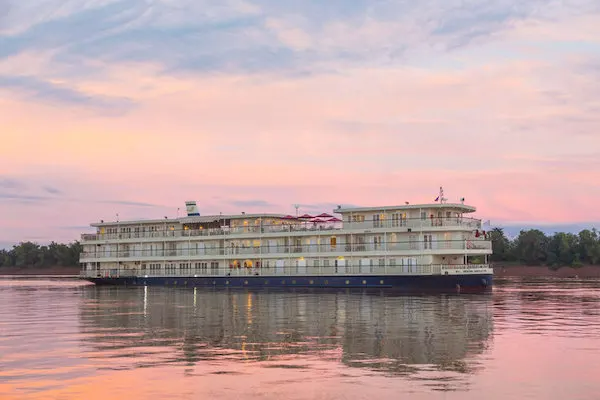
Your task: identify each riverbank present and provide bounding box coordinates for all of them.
[494,265,600,278]
[0,266,80,276]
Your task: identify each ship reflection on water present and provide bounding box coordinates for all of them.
[79,287,493,383]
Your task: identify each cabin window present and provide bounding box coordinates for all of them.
[179,263,191,270]
[409,235,418,250]
[351,215,365,223]
[444,233,452,249]
[373,214,380,228]
[424,234,433,249]
[374,236,383,250]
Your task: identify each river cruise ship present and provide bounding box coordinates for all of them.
[79,192,493,292]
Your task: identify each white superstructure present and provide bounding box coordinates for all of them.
[79,196,493,280]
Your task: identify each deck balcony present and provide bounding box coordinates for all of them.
[79,239,492,262]
[79,263,492,279]
[80,217,484,242]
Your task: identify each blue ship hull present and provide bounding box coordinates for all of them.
[84,274,493,293]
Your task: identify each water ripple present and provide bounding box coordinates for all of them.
[1,277,599,399]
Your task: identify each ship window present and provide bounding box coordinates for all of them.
[314,260,320,267]
[323,260,330,267]
[409,235,418,250]
[424,234,433,249]
[374,236,383,249]
[351,215,365,222]
[151,263,161,270]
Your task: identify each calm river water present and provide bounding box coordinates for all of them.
[1,277,599,399]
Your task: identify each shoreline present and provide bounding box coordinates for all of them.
[0,266,81,276]
[493,265,600,278]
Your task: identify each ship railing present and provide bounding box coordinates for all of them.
[78,239,492,260]
[344,217,482,231]
[79,263,492,278]
[80,217,485,241]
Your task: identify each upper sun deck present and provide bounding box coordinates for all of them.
[80,200,483,243]
[335,203,476,214]
[90,213,290,228]
[88,202,475,228]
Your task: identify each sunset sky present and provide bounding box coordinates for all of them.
[1,0,600,246]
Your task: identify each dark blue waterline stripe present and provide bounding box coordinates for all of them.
[84,274,492,293]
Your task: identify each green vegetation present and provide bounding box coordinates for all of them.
[0,241,82,269]
[1,228,599,270]
[490,228,600,268]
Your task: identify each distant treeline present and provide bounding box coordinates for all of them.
[490,228,600,268]
[0,241,82,268]
[1,229,599,269]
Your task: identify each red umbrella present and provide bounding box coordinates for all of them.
[326,217,342,222]
[316,212,333,218]
[282,215,297,219]
[298,214,313,219]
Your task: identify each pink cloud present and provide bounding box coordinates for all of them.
[1,47,599,244]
